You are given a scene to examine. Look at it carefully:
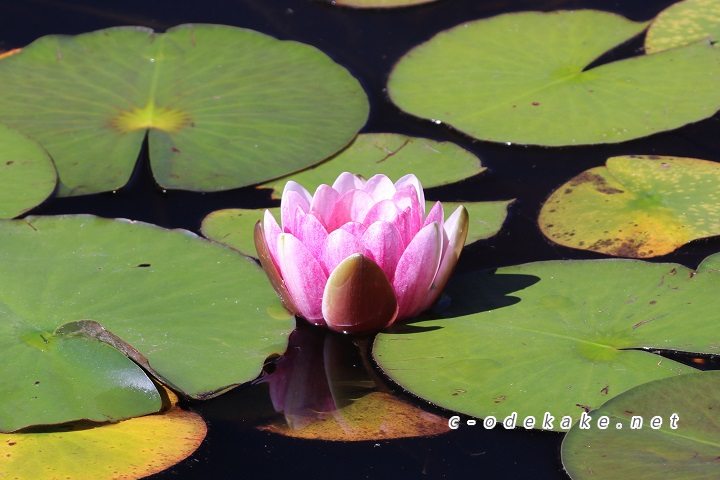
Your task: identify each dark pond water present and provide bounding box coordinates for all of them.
[2,0,719,478]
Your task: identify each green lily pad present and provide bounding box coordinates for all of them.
[562,371,720,479]
[646,0,720,53]
[259,133,485,200]
[0,124,56,219]
[373,253,720,431]
[387,10,720,146]
[0,215,294,431]
[539,155,720,258]
[0,388,207,480]
[0,24,368,195]
[201,200,512,257]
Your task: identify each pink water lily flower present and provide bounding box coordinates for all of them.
[255,172,469,334]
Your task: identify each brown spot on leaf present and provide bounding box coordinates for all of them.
[600,385,609,396]
[589,238,613,249]
[576,403,591,413]
[569,172,624,194]
[611,240,648,258]
[532,102,540,106]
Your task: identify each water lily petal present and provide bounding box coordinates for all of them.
[262,209,283,268]
[419,206,469,312]
[254,221,299,315]
[328,189,375,230]
[392,222,442,321]
[363,174,396,202]
[361,221,404,282]
[331,172,364,195]
[281,187,311,234]
[319,228,366,276]
[339,221,367,239]
[363,199,400,226]
[277,233,327,323]
[394,174,425,214]
[296,211,329,261]
[322,254,398,334]
[393,185,423,240]
[423,201,444,230]
[310,184,340,228]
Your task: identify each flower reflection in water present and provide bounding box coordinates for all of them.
[259,325,449,440]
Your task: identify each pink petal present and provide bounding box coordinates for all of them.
[339,221,367,238]
[263,209,282,269]
[310,184,340,228]
[327,189,375,230]
[322,254,398,334]
[281,187,311,234]
[296,211,329,261]
[392,222,442,321]
[388,206,412,248]
[319,229,366,276]
[277,233,328,323]
[361,221,404,282]
[362,175,396,201]
[332,172,364,195]
[394,174,425,212]
[423,201,444,229]
[393,184,423,240]
[254,221,299,315]
[363,199,400,226]
[418,205,469,312]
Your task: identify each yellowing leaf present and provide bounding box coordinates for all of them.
[0,398,206,480]
[646,0,720,53]
[539,155,720,258]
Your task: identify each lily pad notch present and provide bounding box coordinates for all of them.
[0,24,369,195]
[387,10,720,146]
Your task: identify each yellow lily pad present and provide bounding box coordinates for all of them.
[0,389,206,480]
[646,0,720,53]
[539,155,720,258]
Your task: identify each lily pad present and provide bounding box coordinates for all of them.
[387,10,720,146]
[201,200,512,257]
[539,155,720,258]
[0,48,21,60]
[259,133,485,200]
[646,0,720,53]
[373,253,720,431]
[0,124,56,219]
[0,388,207,480]
[562,371,720,479]
[0,215,294,431]
[0,24,368,195]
